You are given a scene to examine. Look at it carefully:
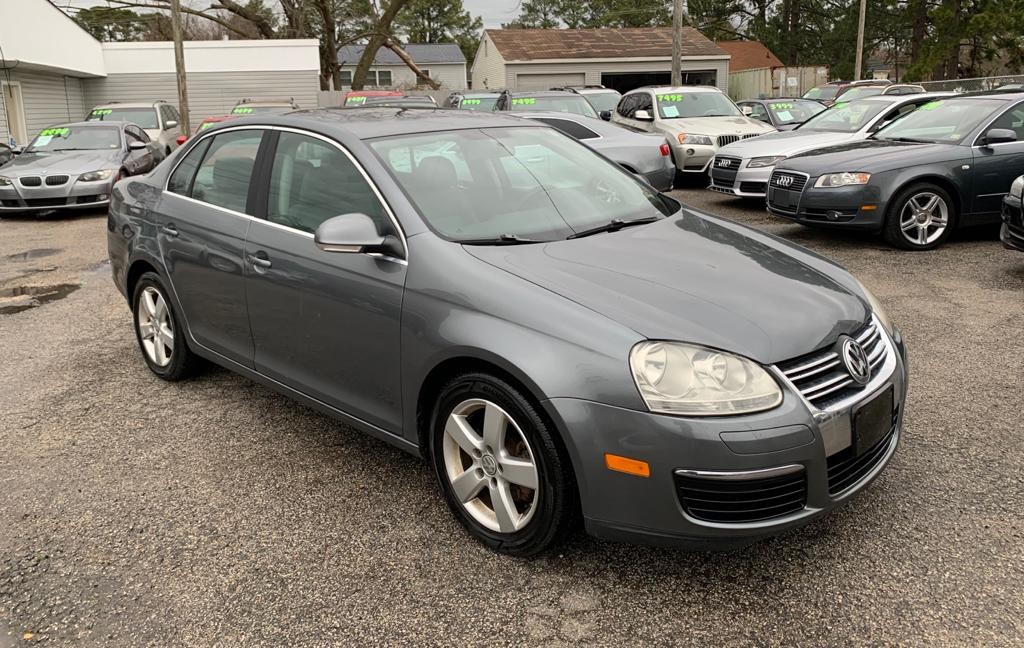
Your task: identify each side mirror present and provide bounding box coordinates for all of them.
[11,147,22,155]
[741,105,753,116]
[599,110,612,121]
[129,141,148,151]
[164,120,179,129]
[315,213,397,256]
[983,128,1017,145]
[634,109,653,121]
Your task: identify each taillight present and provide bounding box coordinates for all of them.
[659,143,670,157]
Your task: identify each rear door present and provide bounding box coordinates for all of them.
[244,129,407,432]
[971,102,1024,217]
[156,127,266,366]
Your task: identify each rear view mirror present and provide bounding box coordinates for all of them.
[315,213,400,257]
[983,128,1017,145]
[165,120,179,129]
[599,110,612,121]
[129,141,147,151]
[634,109,653,121]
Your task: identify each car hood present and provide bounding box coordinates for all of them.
[3,150,121,176]
[780,138,965,173]
[656,115,775,137]
[717,129,858,158]
[464,212,867,364]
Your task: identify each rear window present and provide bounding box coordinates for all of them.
[87,107,160,130]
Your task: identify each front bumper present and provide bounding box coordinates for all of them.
[547,326,908,549]
[708,157,773,197]
[1001,194,1024,251]
[766,172,887,231]
[0,178,115,212]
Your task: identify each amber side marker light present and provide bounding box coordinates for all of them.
[605,453,651,477]
[860,205,878,211]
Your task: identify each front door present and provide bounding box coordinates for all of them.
[244,130,407,432]
[157,128,266,366]
[972,103,1024,218]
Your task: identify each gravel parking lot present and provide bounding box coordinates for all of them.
[1,189,1023,646]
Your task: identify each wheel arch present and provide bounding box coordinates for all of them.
[888,173,964,227]
[126,257,161,299]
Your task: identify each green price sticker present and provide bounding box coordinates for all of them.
[199,122,214,131]
[658,94,683,102]
[462,99,481,105]
[345,96,367,105]
[232,107,253,114]
[919,101,943,111]
[90,109,113,116]
[39,128,70,137]
[833,101,849,109]
[511,97,536,105]
[770,102,793,110]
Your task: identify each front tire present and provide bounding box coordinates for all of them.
[430,373,577,556]
[131,272,199,381]
[883,182,955,250]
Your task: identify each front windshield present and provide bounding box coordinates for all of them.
[765,99,826,125]
[873,98,1006,143]
[508,96,598,117]
[803,85,839,101]
[458,96,498,111]
[584,91,621,113]
[369,126,675,242]
[837,86,884,101]
[798,100,888,133]
[26,126,120,153]
[87,108,159,129]
[655,91,741,119]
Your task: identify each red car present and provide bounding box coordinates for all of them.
[174,115,237,146]
[343,90,403,107]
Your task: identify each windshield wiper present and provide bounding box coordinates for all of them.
[877,136,932,144]
[567,217,659,240]
[459,233,542,245]
[52,148,93,151]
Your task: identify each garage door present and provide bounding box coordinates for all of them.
[515,73,586,90]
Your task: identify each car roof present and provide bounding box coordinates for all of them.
[235,107,544,139]
[629,85,722,94]
[505,90,584,97]
[91,102,162,109]
[459,92,501,98]
[55,120,127,130]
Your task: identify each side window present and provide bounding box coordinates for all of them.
[267,131,389,235]
[190,130,263,214]
[127,126,150,143]
[535,117,600,140]
[987,105,1024,141]
[617,94,636,118]
[874,104,916,131]
[168,138,212,195]
[158,105,170,126]
[746,103,770,122]
[635,93,653,114]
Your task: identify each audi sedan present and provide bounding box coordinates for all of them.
[1,121,158,214]
[107,108,908,555]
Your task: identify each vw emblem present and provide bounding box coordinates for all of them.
[480,454,498,476]
[716,158,732,168]
[841,338,871,385]
[774,174,794,187]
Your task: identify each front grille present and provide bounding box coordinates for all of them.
[76,195,103,204]
[769,170,808,193]
[19,176,42,187]
[827,415,898,495]
[776,320,889,408]
[716,133,762,147]
[710,156,741,188]
[24,198,68,207]
[675,469,807,523]
[45,175,69,186]
[1,199,20,207]
[739,181,767,194]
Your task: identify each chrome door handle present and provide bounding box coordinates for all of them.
[160,224,178,237]
[248,253,272,269]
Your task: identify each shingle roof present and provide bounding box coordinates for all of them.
[715,41,783,71]
[337,43,465,65]
[484,27,726,61]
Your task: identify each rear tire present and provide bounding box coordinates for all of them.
[430,373,577,556]
[883,182,956,250]
[131,272,199,381]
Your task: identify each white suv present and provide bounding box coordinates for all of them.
[611,86,774,175]
[86,101,182,159]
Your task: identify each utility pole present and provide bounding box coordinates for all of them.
[671,0,685,86]
[170,0,191,136]
[853,0,867,80]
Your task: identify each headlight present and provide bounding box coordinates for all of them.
[630,341,783,416]
[857,280,893,334]
[0,176,11,187]
[814,172,871,188]
[1011,175,1024,198]
[748,155,786,168]
[677,133,714,146]
[78,169,115,182]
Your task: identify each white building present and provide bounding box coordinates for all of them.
[471,27,731,94]
[337,44,467,90]
[0,0,319,147]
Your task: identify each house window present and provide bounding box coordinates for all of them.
[419,69,430,79]
[339,70,353,86]
[375,70,392,86]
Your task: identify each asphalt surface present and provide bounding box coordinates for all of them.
[1,191,1023,647]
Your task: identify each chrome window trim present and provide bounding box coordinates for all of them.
[162,123,409,262]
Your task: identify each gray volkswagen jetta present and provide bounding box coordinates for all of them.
[107,108,908,555]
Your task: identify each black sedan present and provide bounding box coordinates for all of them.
[1003,174,1024,251]
[767,92,1024,249]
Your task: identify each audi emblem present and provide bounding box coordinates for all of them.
[716,158,732,168]
[774,175,794,187]
[841,338,871,385]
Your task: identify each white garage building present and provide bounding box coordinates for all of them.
[471,27,731,94]
[0,0,319,147]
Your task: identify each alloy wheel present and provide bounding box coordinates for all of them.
[441,398,539,533]
[899,191,948,246]
[137,286,174,367]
